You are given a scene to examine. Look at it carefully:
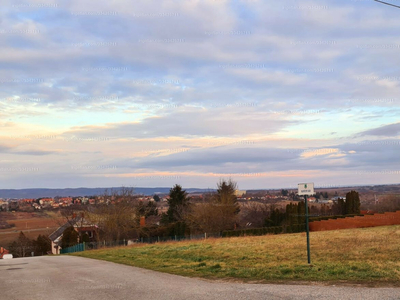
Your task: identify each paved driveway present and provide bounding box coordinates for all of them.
[1,256,399,300]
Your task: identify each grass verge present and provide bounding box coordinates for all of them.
[73,225,400,286]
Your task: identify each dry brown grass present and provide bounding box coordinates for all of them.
[75,225,400,285]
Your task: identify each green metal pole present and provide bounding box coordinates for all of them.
[305,195,311,264]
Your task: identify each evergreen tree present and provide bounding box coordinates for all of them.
[161,184,190,236]
[164,184,190,223]
[215,179,240,214]
[34,235,51,256]
[285,203,298,225]
[61,226,79,248]
[265,208,285,227]
[297,201,306,224]
[345,190,360,214]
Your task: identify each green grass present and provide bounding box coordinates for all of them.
[74,225,400,286]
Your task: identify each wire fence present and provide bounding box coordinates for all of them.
[60,233,222,254]
[86,232,222,250]
[60,225,306,255]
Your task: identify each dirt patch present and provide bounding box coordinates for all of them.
[0,211,63,245]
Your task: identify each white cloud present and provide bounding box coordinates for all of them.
[1,0,400,188]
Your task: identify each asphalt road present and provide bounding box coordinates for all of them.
[1,256,399,300]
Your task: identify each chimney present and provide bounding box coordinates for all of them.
[140,216,145,227]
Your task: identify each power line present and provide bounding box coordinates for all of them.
[374,0,400,9]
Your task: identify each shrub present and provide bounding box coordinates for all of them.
[309,214,363,222]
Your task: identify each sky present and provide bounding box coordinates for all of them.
[0,0,399,190]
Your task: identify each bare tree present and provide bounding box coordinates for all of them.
[373,195,400,213]
[185,179,240,234]
[89,187,140,242]
[8,232,34,257]
[239,202,271,228]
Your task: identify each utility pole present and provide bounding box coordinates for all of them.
[304,195,311,264]
[298,183,314,264]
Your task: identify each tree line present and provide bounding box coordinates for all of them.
[56,184,362,248]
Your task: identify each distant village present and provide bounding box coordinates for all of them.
[0,195,162,212]
[0,189,343,213]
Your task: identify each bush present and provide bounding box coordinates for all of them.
[309,214,363,222]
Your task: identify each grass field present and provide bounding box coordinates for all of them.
[74,225,400,286]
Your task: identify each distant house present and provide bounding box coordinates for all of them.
[32,203,41,210]
[307,197,317,203]
[59,197,73,206]
[0,200,8,211]
[49,217,98,255]
[330,196,345,202]
[318,199,333,204]
[39,198,53,208]
[235,190,246,197]
[20,198,35,204]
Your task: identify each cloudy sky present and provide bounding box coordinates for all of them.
[0,0,399,190]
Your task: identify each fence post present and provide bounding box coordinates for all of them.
[205,232,207,239]
[158,236,160,243]
[83,242,85,251]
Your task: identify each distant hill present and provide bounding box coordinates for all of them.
[0,187,216,199]
[1,184,398,199]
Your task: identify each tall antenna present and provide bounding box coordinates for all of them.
[374,0,400,9]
